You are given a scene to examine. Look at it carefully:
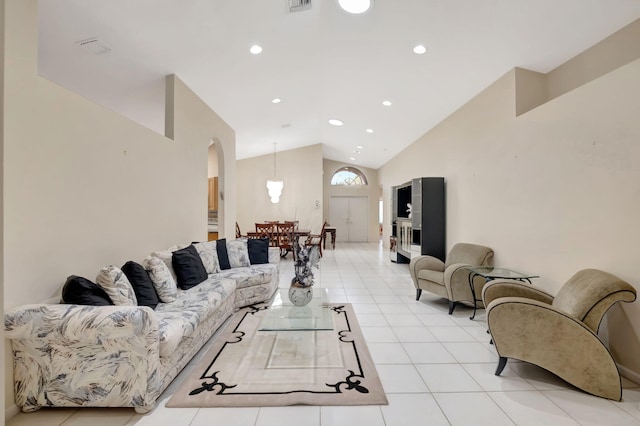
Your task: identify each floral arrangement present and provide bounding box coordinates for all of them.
[291,239,321,287]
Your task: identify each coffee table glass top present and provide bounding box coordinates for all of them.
[258,288,334,331]
[465,266,539,280]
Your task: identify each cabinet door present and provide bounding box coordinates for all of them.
[208,177,218,211]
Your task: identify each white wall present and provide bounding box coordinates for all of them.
[2,0,236,415]
[379,59,640,376]
[236,144,323,234]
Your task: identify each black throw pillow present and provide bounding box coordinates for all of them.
[121,260,160,309]
[172,245,208,289]
[248,238,269,264]
[61,275,114,306]
[216,238,231,270]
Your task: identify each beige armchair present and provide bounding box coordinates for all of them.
[483,268,636,400]
[409,243,494,314]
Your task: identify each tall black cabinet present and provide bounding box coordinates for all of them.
[391,177,445,263]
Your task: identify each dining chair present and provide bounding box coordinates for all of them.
[255,223,277,246]
[305,220,327,257]
[276,222,296,257]
[284,220,299,231]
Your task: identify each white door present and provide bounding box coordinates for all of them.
[329,196,369,242]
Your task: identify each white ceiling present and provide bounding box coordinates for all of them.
[37,0,640,169]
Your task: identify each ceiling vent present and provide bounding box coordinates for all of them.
[76,38,111,55]
[289,0,311,12]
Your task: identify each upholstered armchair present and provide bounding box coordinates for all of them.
[483,268,636,400]
[409,243,494,314]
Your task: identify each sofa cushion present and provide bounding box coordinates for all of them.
[172,245,208,290]
[216,238,231,270]
[417,269,445,286]
[227,238,250,268]
[61,275,114,306]
[194,241,221,274]
[95,266,137,306]
[121,260,160,309]
[144,255,178,303]
[248,238,270,264]
[150,244,187,284]
[155,277,235,357]
[215,263,277,290]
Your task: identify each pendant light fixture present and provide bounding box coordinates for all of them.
[266,142,283,203]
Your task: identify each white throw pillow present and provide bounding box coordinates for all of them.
[194,241,220,274]
[226,238,250,268]
[150,244,186,283]
[95,265,137,306]
[143,256,177,303]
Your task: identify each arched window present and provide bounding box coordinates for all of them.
[330,167,368,186]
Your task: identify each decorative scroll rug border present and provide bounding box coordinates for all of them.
[166,302,388,407]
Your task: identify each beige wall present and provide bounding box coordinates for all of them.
[379,58,640,376]
[3,0,236,415]
[323,159,381,243]
[547,18,640,102]
[237,144,323,234]
[0,0,5,420]
[166,75,236,239]
[208,144,219,178]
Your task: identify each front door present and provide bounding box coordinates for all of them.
[329,196,369,242]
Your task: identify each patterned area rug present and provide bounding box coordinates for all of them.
[166,302,388,407]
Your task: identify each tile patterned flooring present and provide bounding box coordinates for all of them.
[6,242,640,425]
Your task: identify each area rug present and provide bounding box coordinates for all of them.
[166,302,388,407]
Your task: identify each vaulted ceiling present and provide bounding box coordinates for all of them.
[38,0,640,168]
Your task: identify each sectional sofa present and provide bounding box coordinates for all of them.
[4,238,280,413]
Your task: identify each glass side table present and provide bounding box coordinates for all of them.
[464,266,539,320]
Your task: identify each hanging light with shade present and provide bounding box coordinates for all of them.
[266,142,283,203]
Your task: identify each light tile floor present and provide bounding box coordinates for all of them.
[6,242,640,425]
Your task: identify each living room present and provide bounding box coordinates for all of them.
[4,0,640,424]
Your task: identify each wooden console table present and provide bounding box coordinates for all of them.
[323,227,336,249]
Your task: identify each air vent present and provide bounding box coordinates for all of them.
[289,0,311,12]
[76,38,111,55]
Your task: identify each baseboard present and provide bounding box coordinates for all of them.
[5,403,19,421]
[618,363,640,386]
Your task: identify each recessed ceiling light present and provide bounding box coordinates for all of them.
[271,98,281,104]
[356,145,364,149]
[349,157,356,161]
[353,150,361,154]
[413,44,427,54]
[382,100,392,106]
[338,0,372,14]
[365,128,373,133]
[249,45,263,55]
[328,119,344,126]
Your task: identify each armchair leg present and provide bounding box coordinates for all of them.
[416,289,422,301]
[495,357,508,376]
[448,301,457,315]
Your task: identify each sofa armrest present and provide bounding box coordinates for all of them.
[5,304,162,412]
[268,247,280,264]
[482,279,554,307]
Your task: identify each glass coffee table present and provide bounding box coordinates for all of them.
[465,267,539,320]
[258,288,334,331]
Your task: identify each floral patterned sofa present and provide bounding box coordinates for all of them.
[4,238,280,414]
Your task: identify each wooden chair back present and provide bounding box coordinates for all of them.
[255,223,277,246]
[276,222,296,257]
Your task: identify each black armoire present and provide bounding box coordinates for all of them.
[391,177,445,263]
